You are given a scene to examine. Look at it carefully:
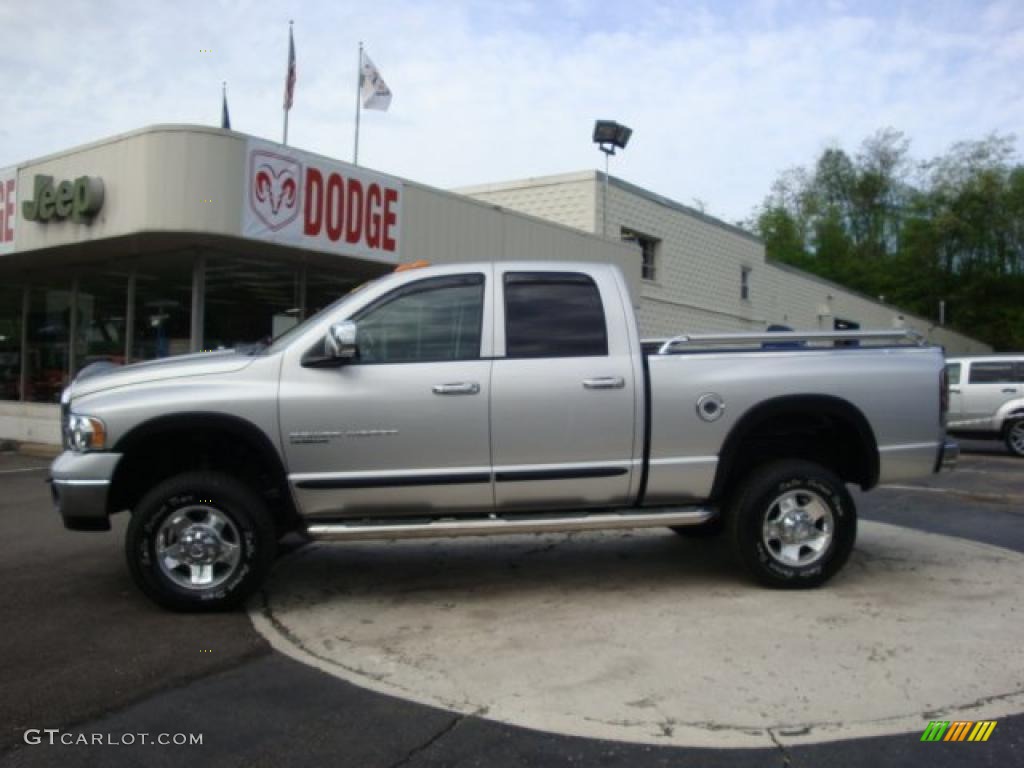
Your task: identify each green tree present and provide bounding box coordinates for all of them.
[750,131,1024,350]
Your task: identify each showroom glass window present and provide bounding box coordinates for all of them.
[352,274,484,363]
[75,268,129,372]
[25,281,72,403]
[0,284,22,401]
[132,253,193,361]
[204,255,301,349]
[503,272,608,358]
[306,269,374,318]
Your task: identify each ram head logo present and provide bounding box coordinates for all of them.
[248,150,302,231]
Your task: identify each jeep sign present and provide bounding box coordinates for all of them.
[22,175,105,223]
[241,139,401,262]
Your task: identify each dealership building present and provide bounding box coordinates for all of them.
[0,124,988,446]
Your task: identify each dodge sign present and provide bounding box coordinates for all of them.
[0,166,15,255]
[242,139,401,263]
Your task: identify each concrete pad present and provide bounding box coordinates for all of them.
[250,522,1024,748]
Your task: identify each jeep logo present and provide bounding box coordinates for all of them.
[22,174,104,223]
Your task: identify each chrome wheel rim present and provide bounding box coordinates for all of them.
[1010,422,1024,455]
[156,505,242,591]
[762,489,834,567]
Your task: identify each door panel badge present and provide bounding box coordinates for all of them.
[289,429,398,445]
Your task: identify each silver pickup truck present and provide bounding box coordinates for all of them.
[50,262,957,611]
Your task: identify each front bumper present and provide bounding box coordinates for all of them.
[48,451,122,531]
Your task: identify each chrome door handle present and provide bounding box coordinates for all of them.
[583,377,625,390]
[1002,388,1018,394]
[949,388,961,394]
[432,382,480,395]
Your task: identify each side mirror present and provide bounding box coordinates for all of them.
[326,321,358,361]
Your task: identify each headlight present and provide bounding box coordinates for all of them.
[67,414,107,452]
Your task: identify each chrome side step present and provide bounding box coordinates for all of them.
[306,507,715,542]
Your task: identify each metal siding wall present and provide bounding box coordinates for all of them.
[12,127,245,254]
[400,186,506,263]
[762,263,992,354]
[604,182,765,334]
[462,176,991,355]
[461,178,596,234]
[402,184,640,302]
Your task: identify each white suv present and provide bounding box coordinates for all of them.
[946,356,1024,457]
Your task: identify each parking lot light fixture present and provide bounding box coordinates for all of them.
[593,120,632,237]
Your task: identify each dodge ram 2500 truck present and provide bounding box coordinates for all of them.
[50,262,958,611]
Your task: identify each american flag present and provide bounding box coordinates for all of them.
[283,25,296,110]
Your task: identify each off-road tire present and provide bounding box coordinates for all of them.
[126,471,276,611]
[727,460,856,589]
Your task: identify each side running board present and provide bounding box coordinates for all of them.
[306,507,715,542]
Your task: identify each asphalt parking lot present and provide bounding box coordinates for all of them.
[1,443,1022,767]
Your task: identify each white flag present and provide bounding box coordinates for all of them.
[360,50,392,111]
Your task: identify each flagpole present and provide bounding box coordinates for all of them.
[353,41,363,166]
[222,81,228,130]
[283,20,293,145]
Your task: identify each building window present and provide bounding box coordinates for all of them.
[621,228,659,282]
[25,281,72,403]
[75,269,130,372]
[132,253,193,361]
[0,285,23,401]
[306,269,366,318]
[204,255,302,349]
[740,266,751,301]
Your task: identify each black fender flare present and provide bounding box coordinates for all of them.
[710,394,879,501]
[109,411,289,512]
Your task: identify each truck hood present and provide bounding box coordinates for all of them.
[69,350,257,399]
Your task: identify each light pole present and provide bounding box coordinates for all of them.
[592,120,632,238]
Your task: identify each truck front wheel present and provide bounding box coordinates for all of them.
[126,471,277,611]
[727,460,856,589]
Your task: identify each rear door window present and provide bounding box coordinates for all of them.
[968,362,1017,384]
[503,272,608,358]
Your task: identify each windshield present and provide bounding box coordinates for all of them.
[263,274,390,354]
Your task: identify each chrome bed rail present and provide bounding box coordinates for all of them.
[647,329,925,356]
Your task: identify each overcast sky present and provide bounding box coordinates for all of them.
[1,0,1021,223]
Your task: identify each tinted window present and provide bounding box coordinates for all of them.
[353,275,484,364]
[504,272,607,358]
[969,362,1018,384]
[946,363,961,386]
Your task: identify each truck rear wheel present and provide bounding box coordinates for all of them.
[1005,419,1024,457]
[727,460,856,589]
[126,471,276,611]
